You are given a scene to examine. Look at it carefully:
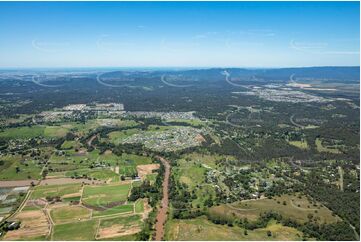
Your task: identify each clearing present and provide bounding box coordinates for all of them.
[165,216,303,241]
[209,194,339,224]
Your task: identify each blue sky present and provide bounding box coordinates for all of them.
[0,1,359,68]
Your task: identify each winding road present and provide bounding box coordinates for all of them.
[290,114,304,129]
[87,134,97,147]
[154,157,170,241]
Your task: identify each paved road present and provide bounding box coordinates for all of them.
[154,157,170,241]
[290,114,304,128]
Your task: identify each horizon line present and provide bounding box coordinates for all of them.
[0,65,359,70]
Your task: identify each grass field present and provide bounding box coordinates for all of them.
[89,169,120,182]
[82,183,131,207]
[182,153,235,169]
[50,205,91,224]
[135,199,144,213]
[315,138,341,154]
[209,194,339,224]
[61,140,77,149]
[119,166,137,177]
[108,129,140,145]
[165,216,303,241]
[288,140,309,150]
[30,183,82,200]
[173,155,218,207]
[0,156,42,180]
[52,219,97,240]
[97,214,142,239]
[96,233,139,241]
[43,126,69,138]
[99,214,141,228]
[0,125,72,140]
[0,126,45,139]
[145,173,157,185]
[62,196,81,203]
[176,159,206,188]
[119,153,152,166]
[93,204,134,217]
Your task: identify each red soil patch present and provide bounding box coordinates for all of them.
[154,157,170,241]
[136,164,160,180]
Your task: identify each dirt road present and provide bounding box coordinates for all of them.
[87,134,97,147]
[0,180,38,187]
[154,157,170,241]
[338,166,344,191]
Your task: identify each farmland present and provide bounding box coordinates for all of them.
[3,180,153,241]
[50,205,91,223]
[82,183,131,207]
[52,220,97,241]
[0,66,359,241]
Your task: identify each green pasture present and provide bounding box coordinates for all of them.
[92,203,134,217]
[50,205,91,224]
[82,183,131,207]
[0,155,42,180]
[30,183,82,200]
[52,219,97,240]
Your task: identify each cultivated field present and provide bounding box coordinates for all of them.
[82,183,131,208]
[96,215,142,239]
[30,183,82,200]
[50,205,91,223]
[3,210,50,240]
[52,220,97,240]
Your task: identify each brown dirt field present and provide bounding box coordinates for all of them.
[82,200,127,211]
[47,202,68,209]
[195,134,206,143]
[45,172,66,179]
[4,210,50,240]
[61,192,82,199]
[136,164,160,180]
[154,157,170,241]
[142,199,152,220]
[75,148,87,156]
[97,224,141,239]
[104,150,113,155]
[26,199,47,208]
[0,180,38,187]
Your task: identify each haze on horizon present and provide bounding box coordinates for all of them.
[0,1,359,68]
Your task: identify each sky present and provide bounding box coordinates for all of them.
[0,1,359,68]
